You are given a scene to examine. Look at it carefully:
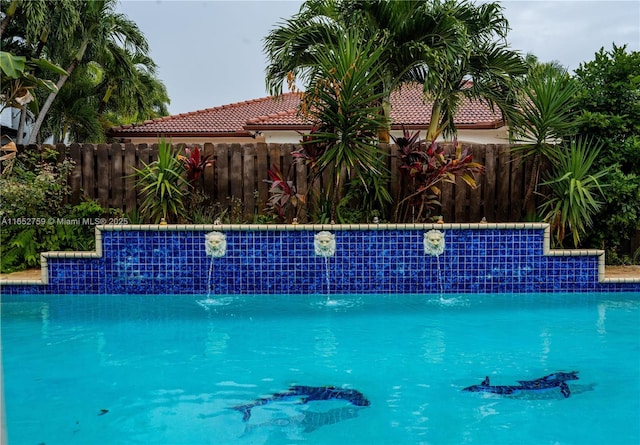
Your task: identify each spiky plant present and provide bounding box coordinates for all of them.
[538,137,612,247]
[133,139,187,223]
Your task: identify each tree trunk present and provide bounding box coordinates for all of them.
[521,152,541,219]
[27,60,77,144]
[16,106,27,144]
[0,0,19,38]
[378,95,392,143]
[426,101,442,142]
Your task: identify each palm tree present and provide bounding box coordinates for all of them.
[43,62,104,143]
[36,47,168,144]
[1,0,80,143]
[405,1,527,141]
[97,51,169,124]
[27,0,151,144]
[263,0,526,142]
[264,0,450,141]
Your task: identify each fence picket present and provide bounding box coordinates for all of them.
[109,143,123,210]
[81,143,96,200]
[215,144,229,201]
[123,143,137,214]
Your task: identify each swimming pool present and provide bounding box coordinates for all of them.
[2,292,639,444]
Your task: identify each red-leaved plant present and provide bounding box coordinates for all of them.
[178,145,213,189]
[264,163,304,221]
[392,128,484,222]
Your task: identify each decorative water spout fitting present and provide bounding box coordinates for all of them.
[205,231,227,257]
[424,230,445,256]
[314,231,336,257]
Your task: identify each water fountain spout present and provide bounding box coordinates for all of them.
[424,230,445,257]
[314,231,336,257]
[202,231,227,303]
[314,231,336,301]
[424,230,446,299]
[205,231,227,258]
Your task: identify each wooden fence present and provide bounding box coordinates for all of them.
[22,142,532,223]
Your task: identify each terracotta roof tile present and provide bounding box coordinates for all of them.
[108,84,503,138]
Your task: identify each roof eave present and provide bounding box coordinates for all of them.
[390,121,505,131]
[106,130,253,139]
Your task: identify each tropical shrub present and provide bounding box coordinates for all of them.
[132,139,187,223]
[178,145,213,190]
[573,44,640,262]
[392,129,484,222]
[296,29,391,222]
[0,147,109,272]
[538,138,612,247]
[510,60,580,218]
[264,163,304,222]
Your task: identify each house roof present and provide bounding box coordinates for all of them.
[107,83,504,139]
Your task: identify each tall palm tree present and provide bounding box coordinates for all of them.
[264,0,453,142]
[263,0,526,142]
[27,0,150,143]
[404,1,527,141]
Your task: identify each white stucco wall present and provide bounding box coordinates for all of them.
[263,127,513,145]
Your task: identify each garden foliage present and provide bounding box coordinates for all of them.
[392,129,484,222]
[0,146,109,272]
[573,45,640,261]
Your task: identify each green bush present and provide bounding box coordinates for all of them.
[0,148,110,272]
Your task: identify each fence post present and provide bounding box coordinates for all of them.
[109,143,123,210]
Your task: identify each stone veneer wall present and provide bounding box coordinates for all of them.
[1,224,639,295]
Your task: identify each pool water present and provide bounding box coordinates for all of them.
[2,293,639,445]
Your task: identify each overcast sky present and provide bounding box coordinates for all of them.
[116,0,640,116]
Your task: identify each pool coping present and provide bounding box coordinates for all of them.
[2,222,639,286]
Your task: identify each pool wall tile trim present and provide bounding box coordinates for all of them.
[1,223,639,294]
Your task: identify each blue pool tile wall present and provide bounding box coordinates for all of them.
[1,225,639,295]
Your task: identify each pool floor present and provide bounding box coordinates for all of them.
[2,293,639,444]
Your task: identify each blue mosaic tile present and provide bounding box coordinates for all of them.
[1,227,640,295]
